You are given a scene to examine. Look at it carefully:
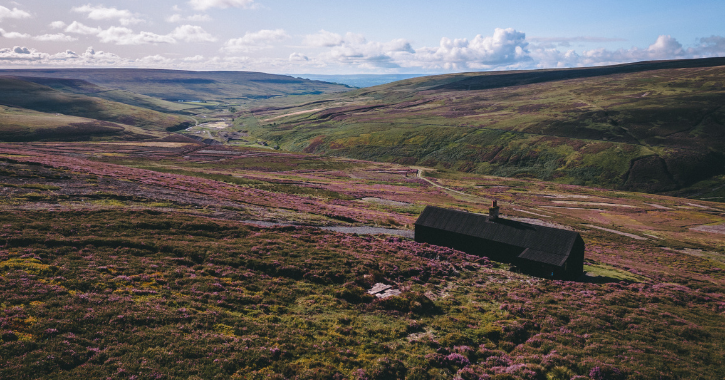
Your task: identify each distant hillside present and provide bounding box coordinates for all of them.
[0,76,191,134]
[246,57,725,197]
[15,76,199,114]
[292,74,425,88]
[0,104,145,142]
[0,69,352,102]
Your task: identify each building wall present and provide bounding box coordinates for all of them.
[515,259,561,279]
[415,225,524,262]
[415,225,585,281]
[563,236,585,280]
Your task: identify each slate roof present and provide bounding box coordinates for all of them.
[518,248,568,267]
[414,206,580,266]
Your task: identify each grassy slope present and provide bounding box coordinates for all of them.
[0,76,192,133]
[0,105,153,142]
[246,58,725,197]
[16,76,200,114]
[0,69,352,102]
[0,142,723,379]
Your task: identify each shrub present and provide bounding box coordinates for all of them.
[440,332,472,348]
[546,366,575,380]
[335,283,374,303]
[368,357,407,380]
[405,366,431,380]
[589,365,627,380]
[377,292,437,314]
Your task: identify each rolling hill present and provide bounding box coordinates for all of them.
[0,76,192,139]
[14,76,201,114]
[243,58,725,198]
[293,74,426,88]
[0,69,352,102]
[0,105,140,142]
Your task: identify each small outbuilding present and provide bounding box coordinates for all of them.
[414,203,585,280]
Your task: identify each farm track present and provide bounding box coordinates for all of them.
[415,168,472,197]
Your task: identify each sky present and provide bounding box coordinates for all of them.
[1,0,724,74]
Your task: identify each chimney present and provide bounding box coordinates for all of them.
[489,200,500,220]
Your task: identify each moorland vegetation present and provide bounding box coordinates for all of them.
[0,60,724,379]
[247,58,725,199]
[0,141,723,379]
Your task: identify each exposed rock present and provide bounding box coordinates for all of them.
[367,283,402,299]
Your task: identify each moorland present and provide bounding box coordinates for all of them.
[246,57,725,199]
[0,61,724,379]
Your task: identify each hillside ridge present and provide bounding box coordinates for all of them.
[240,57,725,200]
[431,56,725,91]
[0,68,352,101]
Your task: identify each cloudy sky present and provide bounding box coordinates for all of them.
[1,0,724,74]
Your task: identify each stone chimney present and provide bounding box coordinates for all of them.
[489,200,500,220]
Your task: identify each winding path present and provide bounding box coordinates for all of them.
[414,167,474,197]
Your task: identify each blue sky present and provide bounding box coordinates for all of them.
[1,0,724,73]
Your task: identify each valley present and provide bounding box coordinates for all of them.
[0,61,724,379]
[243,58,725,199]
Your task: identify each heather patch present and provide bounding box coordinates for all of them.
[0,142,723,379]
[0,211,723,379]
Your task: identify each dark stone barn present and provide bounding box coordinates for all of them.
[414,204,585,280]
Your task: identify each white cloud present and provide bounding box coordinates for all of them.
[222,29,288,52]
[72,4,143,25]
[138,54,173,64]
[413,28,531,70]
[0,46,52,64]
[0,28,77,42]
[65,21,102,35]
[63,22,215,46]
[169,25,216,42]
[529,34,725,69]
[166,13,212,23]
[0,28,31,39]
[10,47,31,54]
[296,31,725,72]
[295,29,718,72]
[80,46,123,62]
[561,35,685,67]
[2,31,724,74]
[189,0,256,11]
[97,26,176,45]
[693,35,725,57]
[0,45,133,67]
[646,35,683,58]
[289,52,308,61]
[51,50,79,60]
[530,36,627,43]
[528,36,627,48]
[34,33,78,42]
[49,21,67,29]
[313,32,414,69]
[304,30,344,47]
[0,6,31,20]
